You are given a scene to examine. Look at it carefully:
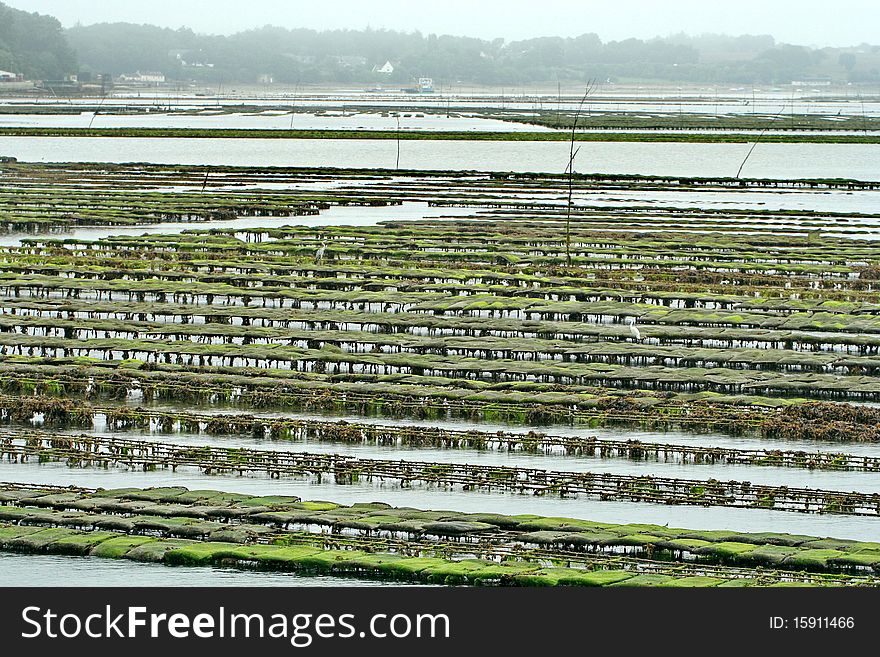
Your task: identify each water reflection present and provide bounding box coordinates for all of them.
[0,553,402,587]
[1,463,876,541]
[2,137,879,180]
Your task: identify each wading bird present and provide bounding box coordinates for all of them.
[627,316,641,342]
[315,242,328,264]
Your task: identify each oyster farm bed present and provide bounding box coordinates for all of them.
[1,161,879,586]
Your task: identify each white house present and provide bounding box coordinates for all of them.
[791,77,831,86]
[374,60,394,74]
[119,71,166,84]
[137,71,165,83]
[0,70,20,82]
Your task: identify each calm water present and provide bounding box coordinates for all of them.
[2,195,879,250]
[0,202,476,247]
[0,111,554,133]
[1,111,876,137]
[1,463,876,542]
[0,553,397,587]
[3,137,880,179]
[29,426,880,494]
[78,406,880,458]
[4,90,880,116]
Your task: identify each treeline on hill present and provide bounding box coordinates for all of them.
[1,1,879,86]
[0,2,76,80]
[66,24,880,85]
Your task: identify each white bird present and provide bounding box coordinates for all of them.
[314,242,327,264]
[627,316,641,342]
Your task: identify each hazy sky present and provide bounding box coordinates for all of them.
[5,0,879,47]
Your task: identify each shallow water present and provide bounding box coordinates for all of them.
[3,137,880,180]
[38,426,880,494]
[169,178,880,216]
[129,404,880,457]
[1,463,877,541]
[2,117,880,557]
[3,90,880,116]
[0,110,554,133]
[0,202,474,247]
[0,553,398,587]
[567,188,880,215]
[3,189,879,251]
[2,110,877,137]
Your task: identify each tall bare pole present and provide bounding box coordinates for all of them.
[396,115,401,170]
[565,79,595,266]
[736,105,786,179]
[86,94,107,129]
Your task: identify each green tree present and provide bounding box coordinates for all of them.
[0,1,76,79]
